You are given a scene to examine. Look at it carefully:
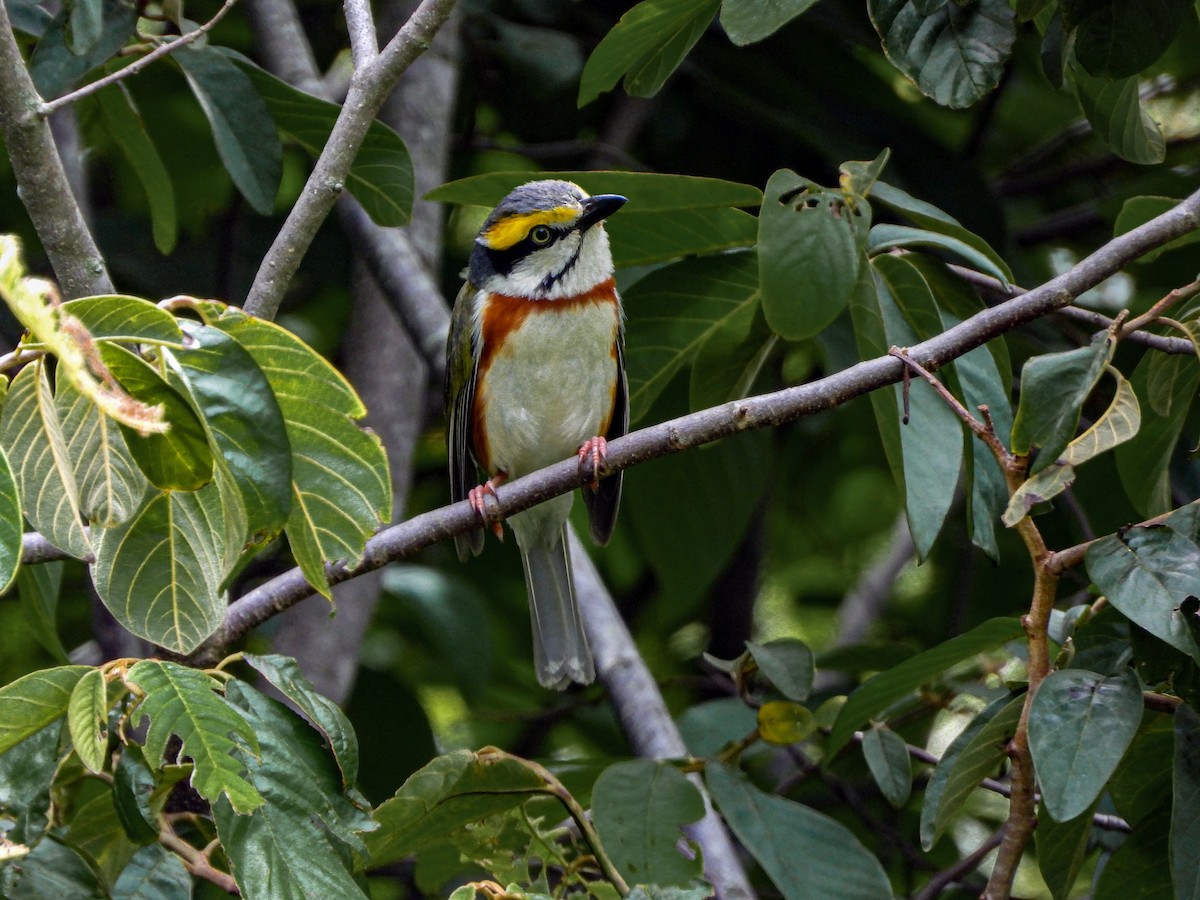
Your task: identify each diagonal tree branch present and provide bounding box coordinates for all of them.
[182,184,1200,662]
[0,0,112,298]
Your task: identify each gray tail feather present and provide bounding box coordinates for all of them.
[520,524,595,689]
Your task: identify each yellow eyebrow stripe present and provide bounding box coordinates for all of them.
[481,206,578,250]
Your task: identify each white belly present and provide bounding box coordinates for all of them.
[480,302,618,478]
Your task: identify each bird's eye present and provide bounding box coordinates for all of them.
[529,225,553,245]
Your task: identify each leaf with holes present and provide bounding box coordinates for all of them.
[204,305,390,597]
[126,660,262,814]
[0,361,91,559]
[1029,668,1142,822]
[869,0,1015,108]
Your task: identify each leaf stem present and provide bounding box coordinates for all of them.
[159,824,240,894]
[37,0,241,117]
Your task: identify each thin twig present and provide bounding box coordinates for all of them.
[38,0,240,116]
[913,828,1004,900]
[1120,279,1200,338]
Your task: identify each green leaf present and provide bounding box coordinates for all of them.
[243,653,359,787]
[868,0,1015,108]
[59,295,183,346]
[757,700,816,744]
[55,364,149,527]
[112,843,192,900]
[1002,464,1076,527]
[592,760,705,886]
[207,307,391,597]
[719,0,818,45]
[232,57,414,227]
[920,693,1023,848]
[869,180,1013,284]
[125,659,263,814]
[689,297,776,413]
[172,46,282,215]
[17,562,69,662]
[1173,703,1200,899]
[1114,196,1200,264]
[91,481,232,654]
[429,171,762,211]
[0,719,61,844]
[862,725,912,808]
[1110,713,1174,827]
[93,85,178,254]
[867,223,1010,288]
[1086,525,1200,662]
[66,0,103,54]
[759,169,863,341]
[367,750,550,866]
[869,257,964,559]
[1016,0,1056,20]
[1118,349,1200,518]
[706,762,892,900]
[1028,668,1142,822]
[578,0,720,106]
[214,681,375,900]
[1065,0,1193,79]
[113,745,160,845]
[624,251,760,423]
[166,321,291,543]
[0,834,107,900]
[0,361,92,559]
[0,665,89,755]
[99,342,214,492]
[1011,335,1113,471]
[67,668,108,774]
[0,438,21,594]
[1093,807,1173,900]
[1036,798,1098,900]
[746,639,815,701]
[65,789,139,886]
[29,0,137,99]
[1068,60,1165,165]
[826,617,1024,756]
[609,207,758,268]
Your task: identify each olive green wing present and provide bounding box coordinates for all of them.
[446,281,484,560]
[583,331,627,546]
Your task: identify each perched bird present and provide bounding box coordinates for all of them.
[445,179,628,689]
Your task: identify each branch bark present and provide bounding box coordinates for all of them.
[186,185,1200,662]
[0,0,112,297]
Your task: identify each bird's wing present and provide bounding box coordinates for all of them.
[446,281,485,559]
[584,330,627,546]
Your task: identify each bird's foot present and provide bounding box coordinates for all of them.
[468,476,506,540]
[577,436,609,491]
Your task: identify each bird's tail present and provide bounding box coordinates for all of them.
[519,522,594,689]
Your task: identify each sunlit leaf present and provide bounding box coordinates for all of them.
[0,665,88,755]
[66,668,108,774]
[757,700,816,745]
[59,295,183,346]
[719,0,818,45]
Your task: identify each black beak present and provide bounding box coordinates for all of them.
[578,194,627,231]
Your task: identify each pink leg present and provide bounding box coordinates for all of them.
[577,436,609,491]
[468,474,507,540]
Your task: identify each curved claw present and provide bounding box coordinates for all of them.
[468,476,506,540]
[577,436,609,491]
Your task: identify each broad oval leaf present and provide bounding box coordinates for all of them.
[609,207,757,268]
[208,308,391,597]
[719,0,818,45]
[59,294,182,346]
[1068,61,1165,165]
[99,343,214,492]
[1028,668,1142,822]
[746,638,815,701]
[165,322,291,544]
[624,250,760,423]
[67,668,108,775]
[231,56,414,227]
[91,482,230,654]
[592,759,705,886]
[112,843,192,900]
[0,665,89,755]
[0,361,92,559]
[1036,797,1099,900]
[126,660,263,814]
[869,0,1016,108]
[706,762,893,900]
[0,440,21,595]
[862,725,912,808]
[29,0,137,99]
[826,617,1024,756]
[1173,703,1200,899]
[92,84,179,255]
[759,169,863,341]
[1066,0,1193,79]
[1086,525,1200,662]
[578,0,720,106]
[867,223,1010,287]
[55,365,149,527]
[920,693,1023,848]
[689,297,776,413]
[428,171,763,211]
[172,46,282,216]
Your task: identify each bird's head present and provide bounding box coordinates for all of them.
[469,180,627,301]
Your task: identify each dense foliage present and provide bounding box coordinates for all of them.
[1,0,1199,897]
